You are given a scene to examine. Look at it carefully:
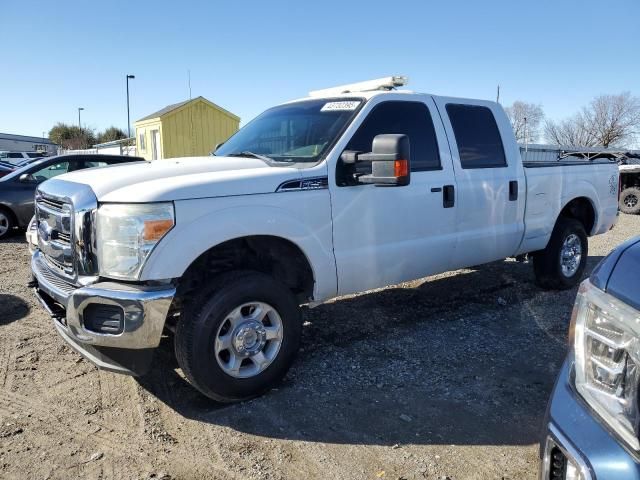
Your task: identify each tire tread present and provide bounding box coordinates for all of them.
[533,217,587,290]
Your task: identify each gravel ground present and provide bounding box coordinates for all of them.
[0,214,638,480]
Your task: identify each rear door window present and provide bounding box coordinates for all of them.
[445,104,506,169]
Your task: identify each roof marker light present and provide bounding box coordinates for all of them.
[309,76,408,97]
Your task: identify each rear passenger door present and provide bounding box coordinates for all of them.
[330,97,458,294]
[434,99,526,268]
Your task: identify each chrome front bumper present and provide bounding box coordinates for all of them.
[31,250,175,372]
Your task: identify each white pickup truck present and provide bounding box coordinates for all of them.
[31,77,619,402]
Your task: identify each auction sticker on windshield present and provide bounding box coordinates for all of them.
[320,101,361,112]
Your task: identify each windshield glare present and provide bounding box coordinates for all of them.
[215,98,363,164]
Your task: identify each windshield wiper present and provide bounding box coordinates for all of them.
[226,151,273,162]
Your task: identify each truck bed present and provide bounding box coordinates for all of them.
[517,160,619,255]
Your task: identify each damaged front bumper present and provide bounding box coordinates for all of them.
[30,250,175,376]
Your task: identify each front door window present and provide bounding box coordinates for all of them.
[29,161,71,183]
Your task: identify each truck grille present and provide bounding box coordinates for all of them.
[38,196,66,213]
[32,253,76,296]
[36,194,74,278]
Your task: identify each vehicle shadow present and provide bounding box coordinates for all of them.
[0,294,31,325]
[137,254,605,447]
[0,228,27,244]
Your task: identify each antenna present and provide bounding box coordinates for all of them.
[496,84,500,104]
[188,69,192,100]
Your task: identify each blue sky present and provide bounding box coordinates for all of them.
[2,0,639,138]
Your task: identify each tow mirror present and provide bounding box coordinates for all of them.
[342,134,410,186]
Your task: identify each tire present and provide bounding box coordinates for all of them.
[0,207,14,240]
[619,187,640,214]
[533,217,588,290]
[175,270,302,403]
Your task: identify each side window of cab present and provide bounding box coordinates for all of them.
[445,104,506,169]
[337,101,441,186]
[28,161,71,183]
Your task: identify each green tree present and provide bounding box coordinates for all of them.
[48,123,96,149]
[96,126,127,144]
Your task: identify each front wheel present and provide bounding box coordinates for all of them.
[0,208,14,239]
[619,187,640,214]
[175,270,302,402]
[533,217,588,290]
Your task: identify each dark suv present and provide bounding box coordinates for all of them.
[540,236,640,479]
[0,154,144,238]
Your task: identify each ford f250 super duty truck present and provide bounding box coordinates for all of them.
[30,76,620,402]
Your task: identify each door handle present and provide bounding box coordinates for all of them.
[443,185,455,208]
[509,180,518,201]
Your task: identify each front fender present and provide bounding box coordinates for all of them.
[139,193,337,302]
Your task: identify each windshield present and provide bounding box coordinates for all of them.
[215,98,363,164]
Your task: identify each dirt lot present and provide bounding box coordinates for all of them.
[0,214,638,480]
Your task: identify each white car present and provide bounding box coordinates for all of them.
[0,151,43,167]
[30,76,619,402]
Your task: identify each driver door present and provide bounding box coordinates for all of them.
[329,97,458,295]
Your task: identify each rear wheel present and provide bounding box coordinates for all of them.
[533,217,587,290]
[175,270,302,402]
[619,187,640,214]
[0,208,14,239]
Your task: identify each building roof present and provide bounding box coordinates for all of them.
[136,96,240,122]
[0,132,57,145]
[93,137,135,148]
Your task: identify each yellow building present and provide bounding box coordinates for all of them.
[134,96,240,160]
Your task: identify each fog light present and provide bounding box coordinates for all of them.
[548,445,583,480]
[83,304,124,335]
[541,428,591,480]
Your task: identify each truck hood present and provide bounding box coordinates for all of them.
[56,156,301,202]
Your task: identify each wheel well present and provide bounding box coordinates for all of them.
[175,235,315,306]
[558,197,595,235]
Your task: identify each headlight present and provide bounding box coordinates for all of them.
[573,279,640,449]
[96,203,174,280]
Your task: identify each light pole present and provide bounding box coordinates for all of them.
[126,74,135,138]
[78,107,84,130]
